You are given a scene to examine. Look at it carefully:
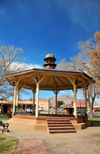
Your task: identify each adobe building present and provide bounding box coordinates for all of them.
[0,99,13,115]
[0,99,49,115]
[6,53,94,133]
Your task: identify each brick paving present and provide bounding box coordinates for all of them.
[20,140,47,154]
[1,121,100,154]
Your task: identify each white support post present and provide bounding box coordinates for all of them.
[53,90,59,115]
[55,92,57,114]
[32,76,46,117]
[32,90,35,114]
[16,87,19,113]
[13,84,17,115]
[74,84,77,118]
[85,87,87,115]
[12,79,20,115]
[36,81,39,117]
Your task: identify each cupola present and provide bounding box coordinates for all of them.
[44,53,57,69]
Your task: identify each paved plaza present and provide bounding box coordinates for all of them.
[1,121,100,154]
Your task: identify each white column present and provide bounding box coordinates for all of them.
[55,92,57,114]
[85,87,87,115]
[32,76,46,117]
[16,87,19,113]
[36,81,39,117]
[74,84,77,118]
[53,90,59,114]
[32,90,35,114]
[13,84,17,115]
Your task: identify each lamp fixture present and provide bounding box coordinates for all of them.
[13,82,15,86]
[75,79,78,85]
[36,77,38,82]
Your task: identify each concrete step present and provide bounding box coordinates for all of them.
[48,124,73,127]
[49,127,75,130]
[49,130,76,133]
[47,121,71,124]
[47,119,70,121]
[47,118,76,133]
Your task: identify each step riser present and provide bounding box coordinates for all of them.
[47,120,70,121]
[47,122,71,124]
[47,119,70,121]
[49,128,75,130]
[48,125,73,127]
[47,119,69,121]
[49,131,76,133]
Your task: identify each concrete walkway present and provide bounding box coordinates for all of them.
[1,121,100,154]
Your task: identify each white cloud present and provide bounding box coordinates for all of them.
[59,90,66,94]
[8,62,43,73]
[55,0,100,32]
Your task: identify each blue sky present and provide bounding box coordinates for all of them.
[0,0,100,102]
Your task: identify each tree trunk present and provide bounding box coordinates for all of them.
[89,105,93,117]
[87,96,93,117]
[88,93,96,118]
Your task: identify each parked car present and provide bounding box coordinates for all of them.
[25,108,40,114]
[25,108,32,113]
[38,107,44,111]
[77,111,85,116]
[81,111,85,115]
[94,109,99,112]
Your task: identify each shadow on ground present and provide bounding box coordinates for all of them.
[93,121,100,127]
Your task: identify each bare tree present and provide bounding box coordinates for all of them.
[0,45,23,100]
[57,32,100,117]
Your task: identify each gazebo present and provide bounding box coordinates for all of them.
[6,54,94,118]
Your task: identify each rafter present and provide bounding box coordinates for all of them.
[18,82,26,91]
[56,76,66,86]
[52,76,57,87]
[45,75,50,87]
[61,76,72,86]
[39,75,46,83]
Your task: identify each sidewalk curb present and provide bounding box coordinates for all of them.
[15,140,22,154]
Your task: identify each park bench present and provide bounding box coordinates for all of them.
[0,121,9,133]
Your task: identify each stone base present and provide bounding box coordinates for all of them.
[7,117,47,131]
[73,123,86,130]
[7,115,90,132]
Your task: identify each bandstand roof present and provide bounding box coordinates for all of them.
[6,68,94,91]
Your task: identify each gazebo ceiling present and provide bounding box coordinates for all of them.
[6,68,94,91]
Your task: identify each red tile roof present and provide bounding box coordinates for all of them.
[72,102,85,107]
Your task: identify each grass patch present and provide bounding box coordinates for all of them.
[0,134,19,154]
[0,115,11,120]
[94,137,100,142]
[88,117,100,122]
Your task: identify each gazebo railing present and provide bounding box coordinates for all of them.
[14,107,87,117]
